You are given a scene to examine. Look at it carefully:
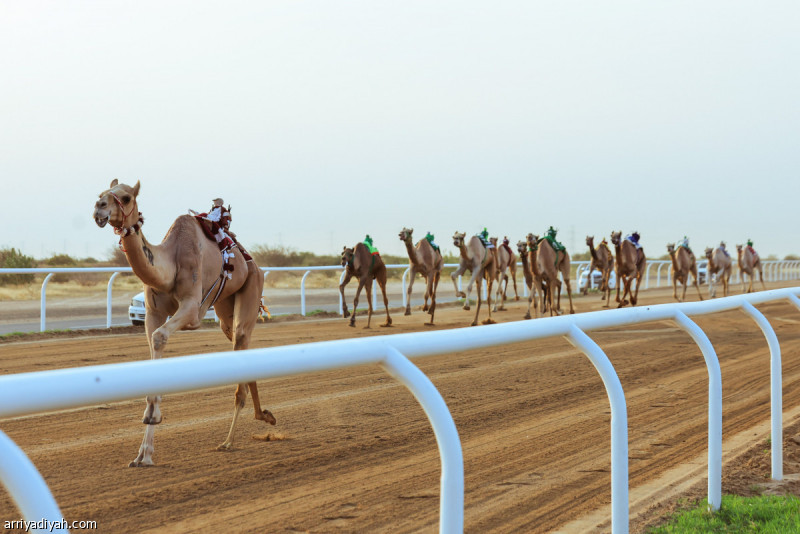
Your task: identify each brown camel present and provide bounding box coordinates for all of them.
[340,240,392,328]
[666,242,704,302]
[450,231,497,326]
[527,232,575,316]
[584,236,615,307]
[489,236,519,311]
[610,231,646,307]
[517,239,545,319]
[398,228,443,325]
[736,242,766,293]
[93,180,275,467]
[705,243,732,298]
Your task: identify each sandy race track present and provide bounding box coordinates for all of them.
[2,282,800,533]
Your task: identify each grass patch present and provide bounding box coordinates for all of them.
[648,494,800,533]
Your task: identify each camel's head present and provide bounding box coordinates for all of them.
[736,244,743,253]
[586,235,594,246]
[452,232,466,248]
[610,231,622,246]
[666,243,676,254]
[94,179,140,230]
[341,246,355,267]
[398,227,413,242]
[516,240,527,256]
[489,237,498,247]
[704,247,713,258]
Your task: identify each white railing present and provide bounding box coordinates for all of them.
[1,287,799,533]
[1,260,799,332]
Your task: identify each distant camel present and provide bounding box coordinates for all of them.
[666,242,704,302]
[93,180,275,466]
[704,243,732,298]
[610,231,646,307]
[585,236,615,307]
[398,228,443,325]
[340,239,392,328]
[736,242,766,293]
[528,230,575,316]
[489,236,519,311]
[517,239,545,319]
[450,231,497,326]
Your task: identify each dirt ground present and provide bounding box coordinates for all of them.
[2,281,800,533]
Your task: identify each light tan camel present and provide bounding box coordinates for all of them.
[736,243,766,293]
[340,242,392,328]
[398,228,443,325]
[489,237,519,311]
[584,236,615,307]
[610,231,646,308]
[93,180,275,467]
[704,244,732,298]
[527,232,575,316]
[666,243,704,302]
[517,239,545,319]
[450,232,497,326]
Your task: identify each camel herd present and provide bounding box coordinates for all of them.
[92,180,771,464]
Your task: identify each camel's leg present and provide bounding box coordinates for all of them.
[510,265,519,301]
[602,269,611,307]
[451,263,468,299]
[339,271,354,318]
[363,276,375,329]
[672,273,679,301]
[692,270,704,301]
[377,268,392,327]
[471,278,483,326]
[405,267,417,316]
[631,273,642,306]
[617,276,631,308]
[426,271,440,325]
[758,267,766,291]
[482,273,496,325]
[552,278,563,316]
[583,267,594,295]
[350,278,367,327]
[462,268,482,311]
[723,274,730,297]
[217,269,275,451]
[563,279,575,314]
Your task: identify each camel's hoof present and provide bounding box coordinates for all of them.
[257,409,277,425]
[463,305,470,311]
[404,310,411,316]
[457,292,467,298]
[470,321,478,327]
[142,417,162,425]
[216,442,233,451]
[380,323,392,328]
[524,313,531,320]
[481,318,496,325]
[363,325,371,330]
[422,305,429,312]
[348,322,356,328]
[424,322,435,326]
[128,460,154,467]
[343,311,350,318]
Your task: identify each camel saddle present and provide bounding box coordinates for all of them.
[194,216,253,262]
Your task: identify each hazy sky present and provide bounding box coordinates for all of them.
[2,1,798,262]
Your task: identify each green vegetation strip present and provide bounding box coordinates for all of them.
[649,495,800,533]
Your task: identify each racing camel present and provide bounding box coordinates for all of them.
[610,231,646,307]
[450,231,497,326]
[705,243,732,298]
[93,179,275,467]
[398,228,443,325]
[489,236,519,311]
[666,241,704,302]
[517,239,545,319]
[528,229,575,316]
[340,237,392,328]
[736,241,767,293]
[584,236,614,307]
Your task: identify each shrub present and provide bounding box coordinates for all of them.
[0,248,36,285]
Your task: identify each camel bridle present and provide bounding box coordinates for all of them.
[108,190,144,249]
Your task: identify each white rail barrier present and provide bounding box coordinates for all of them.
[1,287,800,533]
[1,261,798,331]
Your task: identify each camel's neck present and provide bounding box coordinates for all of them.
[528,248,542,276]
[588,242,599,261]
[668,250,679,269]
[519,251,533,284]
[404,238,422,269]
[121,231,172,290]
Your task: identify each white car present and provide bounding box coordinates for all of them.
[128,292,216,326]
[578,269,617,291]
[696,260,707,284]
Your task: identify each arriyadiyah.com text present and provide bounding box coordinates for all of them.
[4,518,97,532]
